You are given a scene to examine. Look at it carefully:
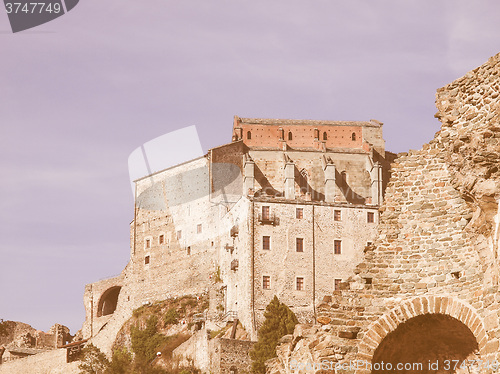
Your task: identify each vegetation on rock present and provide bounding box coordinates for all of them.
[78,296,206,374]
[78,344,110,374]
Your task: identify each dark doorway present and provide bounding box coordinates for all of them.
[372,314,478,373]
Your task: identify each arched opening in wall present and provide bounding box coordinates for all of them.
[371,314,479,373]
[247,131,251,140]
[288,131,293,140]
[351,132,356,141]
[97,286,122,317]
[323,132,327,140]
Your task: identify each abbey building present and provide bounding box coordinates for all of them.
[82,116,394,347]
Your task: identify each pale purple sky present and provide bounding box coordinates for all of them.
[1,1,499,334]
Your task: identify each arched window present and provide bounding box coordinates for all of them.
[314,129,319,140]
[351,132,356,141]
[247,131,251,140]
[279,128,284,140]
[323,132,328,140]
[288,131,293,141]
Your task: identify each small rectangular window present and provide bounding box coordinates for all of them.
[159,235,164,245]
[334,210,341,221]
[367,212,375,223]
[296,208,303,219]
[263,275,270,289]
[177,230,182,240]
[197,224,202,234]
[145,255,150,265]
[262,206,270,220]
[263,236,270,250]
[145,239,151,249]
[296,238,304,252]
[334,240,342,255]
[334,279,341,290]
[296,277,304,291]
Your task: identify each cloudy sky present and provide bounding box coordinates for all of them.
[1,1,499,334]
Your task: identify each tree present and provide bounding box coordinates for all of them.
[78,344,110,374]
[249,296,298,374]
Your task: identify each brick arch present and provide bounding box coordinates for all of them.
[357,296,488,365]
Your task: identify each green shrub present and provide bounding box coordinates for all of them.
[164,308,179,325]
[131,316,167,364]
[107,348,132,374]
[249,296,298,374]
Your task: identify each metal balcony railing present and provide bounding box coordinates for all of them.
[257,213,279,226]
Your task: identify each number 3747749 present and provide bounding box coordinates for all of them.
[5,2,62,14]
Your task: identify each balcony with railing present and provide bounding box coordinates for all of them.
[257,212,279,226]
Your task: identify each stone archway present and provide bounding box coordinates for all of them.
[357,296,488,373]
[97,286,121,317]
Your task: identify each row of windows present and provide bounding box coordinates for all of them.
[246,130,357,142]
[145,208,373,250]
[262,276,343,291]
[262,236,343,254]
[264,206,375,223]
[144,224,204,249]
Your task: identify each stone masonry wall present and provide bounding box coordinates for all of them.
[212,338,255,374]
[0,349,80,374]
